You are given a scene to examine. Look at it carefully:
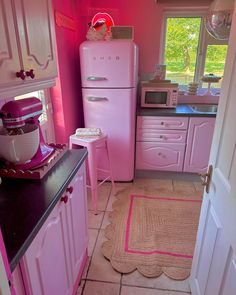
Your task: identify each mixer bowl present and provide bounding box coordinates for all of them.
[0,124,39,164]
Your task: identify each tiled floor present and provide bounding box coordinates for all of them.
[77,178,203,295]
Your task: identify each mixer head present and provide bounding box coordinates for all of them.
[0,97,42,129]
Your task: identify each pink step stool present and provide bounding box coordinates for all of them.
[69,134,115,214]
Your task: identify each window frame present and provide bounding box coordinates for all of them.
[160,8,228,86]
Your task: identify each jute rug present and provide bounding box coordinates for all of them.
[102,189,202,280]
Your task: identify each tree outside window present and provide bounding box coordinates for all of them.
[163,16,228,87]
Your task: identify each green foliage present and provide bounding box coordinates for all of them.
[165,17,201,71]
[164,17,227,75]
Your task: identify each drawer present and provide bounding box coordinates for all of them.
[136,142,185,172]
[137,116,189,130]
[137,129,187,143]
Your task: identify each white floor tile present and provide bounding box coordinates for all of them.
[121,286,190,295]
[88,229,99,257]
[88,210,104,229]
[122,271,190,292]
[101,211,111,229]
[87,185,111,211]
[83,281,120,295]
[87,230,121,283]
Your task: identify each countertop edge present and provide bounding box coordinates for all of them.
[137,105,217,117]
[9,149,88,271]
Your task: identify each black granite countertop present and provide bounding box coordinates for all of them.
[137,105,217,117]
[0,149,88,271]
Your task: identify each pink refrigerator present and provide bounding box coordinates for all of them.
[80,40,138,181]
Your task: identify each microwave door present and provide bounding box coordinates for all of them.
[145,90,168,107]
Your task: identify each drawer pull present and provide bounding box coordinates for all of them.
[160,122,164,125]
[16,70,26,80]
[61,195,69,204]
[66,186,73,194]
[160,135,167,140]
[26,69,35,79]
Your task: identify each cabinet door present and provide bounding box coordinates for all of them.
[136,142,185,172]
[20,201,72,295]
[12,265,25,295]
[66,163,88,282]
[184,117,216,173]
[137,116,189,131]
[15,0,57,80]
[0,0,21,85]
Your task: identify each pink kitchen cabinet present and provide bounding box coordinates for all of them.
[18,162,88,295]
[66,163,88,284]
[136,142,185,171]
[184,117,216,173]
[12,266,26,295]
[0,0,57,98]
[136,116,188,172]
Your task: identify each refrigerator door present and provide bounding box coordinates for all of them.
[80,41,138,88]
[82,88,136,181]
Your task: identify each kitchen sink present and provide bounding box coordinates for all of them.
[189,104,218,113]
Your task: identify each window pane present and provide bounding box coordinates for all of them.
[203,45,228,88]
[164,17,201,85]
[15,90,47,123]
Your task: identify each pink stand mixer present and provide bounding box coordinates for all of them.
[0,97,55,170]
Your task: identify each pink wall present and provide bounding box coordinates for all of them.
[51,0,85,143]
[82,0,211,73]
[51,0,211,143]
[82,0,162,73]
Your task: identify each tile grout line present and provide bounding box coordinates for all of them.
[82,184,114,293]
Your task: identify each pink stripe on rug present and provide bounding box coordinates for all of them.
[125,194,201,258]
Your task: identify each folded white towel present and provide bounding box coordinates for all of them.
[75,127,102,137]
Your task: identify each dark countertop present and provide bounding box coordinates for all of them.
[0,149,88,271]
[137,105,217,117]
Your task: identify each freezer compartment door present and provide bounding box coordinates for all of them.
[82,88,136,181]
[80,41,138,88]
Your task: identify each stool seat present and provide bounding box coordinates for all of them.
[69,133,115,214]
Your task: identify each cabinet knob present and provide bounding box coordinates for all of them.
[61,195,68,204]
[66,186,73,194]
[16,70,26,80]
[160,122,164,125]
[26,69,35,79]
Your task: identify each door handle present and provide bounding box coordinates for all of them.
[87,96,108,102]
[86,76,107,81]
[199,165,213,193]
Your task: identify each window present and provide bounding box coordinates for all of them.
[15,90,48,124]
[161,11,228,87]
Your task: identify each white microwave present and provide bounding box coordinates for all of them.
[141,84,178,108]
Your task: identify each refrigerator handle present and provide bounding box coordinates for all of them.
[86,76,107,81]
[87,96,108,102]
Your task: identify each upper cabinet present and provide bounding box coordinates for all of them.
[0,0,57,98]
[0,0,21,86]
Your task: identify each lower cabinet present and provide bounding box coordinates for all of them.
[183,117,216,173]
[136,116,188,172]
[14,162,88,295]
[136,115,216,173]
[136,142,185,171]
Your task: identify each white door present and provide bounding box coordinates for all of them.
[190,3,236,295]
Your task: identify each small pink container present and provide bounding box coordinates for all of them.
[153,64,166,80]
